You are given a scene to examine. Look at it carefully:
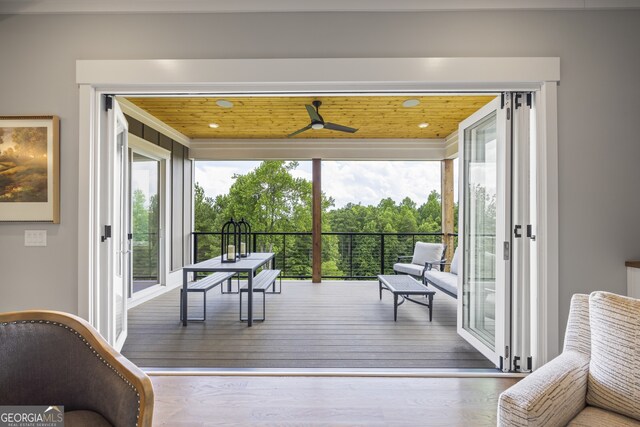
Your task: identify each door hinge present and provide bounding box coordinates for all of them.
[526,93,532,107]
[527,356,533,371]
[513,356,521,371]
[101,225,112,242]
[526,224,536,241]
[503,241,510,261]
[514,225,522,238]
[500,93,505,109]
[514,93,523,109]
[105,95,113,111]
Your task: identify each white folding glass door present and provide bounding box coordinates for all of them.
[103,98,129,351]
[457,93,536,371]
[457,96,511,369]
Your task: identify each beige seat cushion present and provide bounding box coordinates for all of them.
[586,292,640,421]
[65,410,112,427]
[568,406,640,426]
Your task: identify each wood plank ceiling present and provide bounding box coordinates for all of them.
[125,95,496,139]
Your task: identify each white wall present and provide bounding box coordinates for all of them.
[1,11,639,345]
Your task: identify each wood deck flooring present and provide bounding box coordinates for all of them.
[122,281,494,369]
[151,375,518,426]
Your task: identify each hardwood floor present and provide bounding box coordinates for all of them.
[122,281,494,369]
[150,375,518,426]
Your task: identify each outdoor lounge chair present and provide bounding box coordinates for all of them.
[393,242,446,278]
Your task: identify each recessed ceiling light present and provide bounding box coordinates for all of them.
[216,99,234,108]
[403,99,420,108]
[418,122,429,129]
[208,123,220,128]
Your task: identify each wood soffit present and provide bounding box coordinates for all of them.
[125,95,496,140]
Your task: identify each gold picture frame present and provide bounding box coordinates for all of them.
[0,116,60,223]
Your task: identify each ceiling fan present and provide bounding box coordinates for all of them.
[288,101,358,137]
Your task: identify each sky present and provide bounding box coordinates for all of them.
[195,160,459,209]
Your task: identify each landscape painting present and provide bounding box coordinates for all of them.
[0,116,59,222]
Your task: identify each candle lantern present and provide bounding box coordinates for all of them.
[237,218,252,258]
[221,218,239,263]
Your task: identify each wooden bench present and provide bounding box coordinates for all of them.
[180,271,237,321]
[239,269,281,322]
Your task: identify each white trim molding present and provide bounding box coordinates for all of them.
[77,58,560,92]
[77,56,561,366]
[118,97,191,147]
[4,0,640,14]
[190,138,446,160]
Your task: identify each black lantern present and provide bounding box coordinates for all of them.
[221,218,239,263]
[237,218,252,258]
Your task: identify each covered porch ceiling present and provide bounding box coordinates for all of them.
[124,94,496,141]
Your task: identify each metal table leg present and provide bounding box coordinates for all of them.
[247,272,253,327]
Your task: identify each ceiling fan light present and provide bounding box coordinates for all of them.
[403,99,420,108]
[311,123,324,130]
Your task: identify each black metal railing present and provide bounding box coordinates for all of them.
[193,231,451,280]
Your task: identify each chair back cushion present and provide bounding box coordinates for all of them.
[450,247,460,275]
[0,319,141,427]
[411,242,444,266]
[586,291,640,421]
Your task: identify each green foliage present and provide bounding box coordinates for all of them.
[193,161,462,278]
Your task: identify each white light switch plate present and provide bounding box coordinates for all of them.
[25,230,47,247]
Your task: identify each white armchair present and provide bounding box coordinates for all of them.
[393,242,446,278]
[498,292,640,426]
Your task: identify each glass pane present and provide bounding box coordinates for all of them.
[463,111,497,350]
[131,152,160,293]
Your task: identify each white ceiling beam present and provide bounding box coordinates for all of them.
[3,0,640,14]
[189,138,447,160]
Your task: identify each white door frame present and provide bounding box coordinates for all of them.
[127,133,172,302]
[76,57,559,364]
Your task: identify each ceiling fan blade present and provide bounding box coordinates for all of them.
[324,122,358,133]
[305,104,322,122]
[287,124,312,138]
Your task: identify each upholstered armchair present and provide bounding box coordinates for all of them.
[498,292,640,426]
[0,310,153,427]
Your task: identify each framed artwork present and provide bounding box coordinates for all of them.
[0,116,60,223]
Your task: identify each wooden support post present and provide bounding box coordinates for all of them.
[312,159,322,283]
[441,159,455,267]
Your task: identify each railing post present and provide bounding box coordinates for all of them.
[380,234,385,275]
[253,233,257,253]
[350,233,354,279]
[283,234,286,278]
[193,233,198,265]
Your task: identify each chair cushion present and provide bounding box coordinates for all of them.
[424,270,458,297]
[586,292,640,421]
[450,247,460,275]
[65,410,113,427]
[568,406,640,426]
[393,263,424,277]
[411,242,444,266]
